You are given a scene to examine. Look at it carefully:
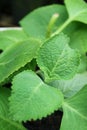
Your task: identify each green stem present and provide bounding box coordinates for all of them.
[51,18,71,36]
[46,13,59,38]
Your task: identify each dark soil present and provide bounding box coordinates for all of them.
[23,110,63,130]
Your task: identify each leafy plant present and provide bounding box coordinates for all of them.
[0,0,87,130]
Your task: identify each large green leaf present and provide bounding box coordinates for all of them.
[62,21,81,35]
[0,87,25,130]
[37,33,80,82]
[0,59,37,86]
[68,25,87,73]
[65,0,87,24]
[0,29,28,51]
[9,70,63,122]
[52,0,87,36]
[0,38,41,83]
[49,72,87,98]
[61,85,87,130]
[69,25,87,55]
[20,5,68,40]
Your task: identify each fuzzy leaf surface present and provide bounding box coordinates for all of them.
[65,0,87,23]
[9,70,63,122]
[0,38,41,83]
[0,29,28,51]
[37,33,80,82]
[60,85,87,130]
[20,5,68,40]
[49,72,87,98]
[0,87,25,130]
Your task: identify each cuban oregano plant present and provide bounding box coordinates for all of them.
[0,0,87,130]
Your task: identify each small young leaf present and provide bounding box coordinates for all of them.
[0,87,25,130]
[0,38,41,83]
[9,70,63,122]
[37,33,80,82]
[49,72,87,98]
[20,5,68,40]
[60,85,87,130]
[65,0,87,23]
[0,29,28,51]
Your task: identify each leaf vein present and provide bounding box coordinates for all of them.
[64,102,87,120]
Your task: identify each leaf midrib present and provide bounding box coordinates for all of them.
[0,115,24,130]
[64,102,87,120]
[50,44,67,76]
[69,9,87,21]
[0,47,35,83]
[22,82,43,108]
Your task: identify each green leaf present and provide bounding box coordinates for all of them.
[65,0,87,24]
[63,21,82,37]
[68,25,87,73]
[1,60,37,86]
[61,85,87,130]
[37,33,80,82]
[0,29,28,51]
[77,55,87,73]
[0,38,41,83]
[69,25,87,55]
[52,1,87,36]
[9,70,63,122]
[49,72,87,98]
[20,5,68,40]
[0,87,25,130]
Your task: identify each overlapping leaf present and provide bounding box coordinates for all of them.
[52,0,87,36]
[49,72,87,98]
[0,38,41,83]
[37,33,80,82]
[60,85,87,130]
[0,87,25,130]
[0,29,28,51]
[9,70,63,122]
[69,25,87,55]
[65,0,87,23]
[78,55,87,73]
[20,5,68,40]
[67,25,87,73]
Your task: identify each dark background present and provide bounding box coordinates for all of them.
[0,0,64,27]
[0,0,87,27]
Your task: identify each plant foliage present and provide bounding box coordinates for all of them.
[0,0,87,130]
